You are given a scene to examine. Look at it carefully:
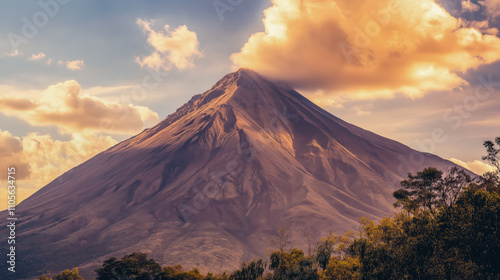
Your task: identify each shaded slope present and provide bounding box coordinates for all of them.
[0,69,461,279]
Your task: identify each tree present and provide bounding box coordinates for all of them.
[394,167,443,212]
[481,137,500,194]
[229,259,266,280]
[482,137,500,170]
[95,252,162,280]
[436,167,473,208]
[321,257,360,280]
[269,249,318,280]
[438,187,500,278]
[315,233,351,271]
[37,268,84,280]
[394,167,474,212]
[270,226,293,253]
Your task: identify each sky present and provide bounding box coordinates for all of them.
[0,0,499,207]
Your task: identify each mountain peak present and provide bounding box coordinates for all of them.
[211,67,274,91]
[4,69,461,279]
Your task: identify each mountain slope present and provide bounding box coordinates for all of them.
[1,69,460,279]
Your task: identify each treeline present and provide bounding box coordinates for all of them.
[39,138,500,280]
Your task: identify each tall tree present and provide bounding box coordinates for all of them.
[482,137,500,171]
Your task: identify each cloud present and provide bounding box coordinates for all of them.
[28,52,46,61]
[0,130,30,181]
[479,0,500,19]
[231,0,500,100]
[58,59,85,70]
[460,19,499,35]
[0,129,117,209]
[0,80,159,135]
[462,0,481,12]
[0,95,37,110]
[135,18,202,71]
[21,130,117,188]
[1,49,21,58]
[449,158,496,175]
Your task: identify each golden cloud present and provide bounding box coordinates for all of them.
[0,130,30,181]
[0,129,117,209]
[135,19,203,71]
[21,130,117,187]
[231,0,500,99]
[449,158,496,175]
[0,80,159,135]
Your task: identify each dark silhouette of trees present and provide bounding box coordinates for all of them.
[268,249,317,280]
[228,259,266,280]
[394,166,474,213]
[482,137,500,170]
[95,252,162,280]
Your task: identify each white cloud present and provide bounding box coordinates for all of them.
[135,18,202,71]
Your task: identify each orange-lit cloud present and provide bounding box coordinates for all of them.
[449,158,496,175]
[231,0,500,100]
[0,129,117,209]
[136,19,202,71]
[461,19,499,35]
[462,0,480,12]
[0,80,159,135]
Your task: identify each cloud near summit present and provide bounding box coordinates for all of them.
[231,0,500,99]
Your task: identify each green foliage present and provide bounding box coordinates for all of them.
[321,257,360,280]
[95,252,162,280]
[315,233,351,271]
[38,268,84,280]
[160,265,205,280]
[438,187,500,278]
[229,259,266,280]
[350,182,500,279]
[269,249,318,280]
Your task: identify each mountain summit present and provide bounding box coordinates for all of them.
[2,68,458,279]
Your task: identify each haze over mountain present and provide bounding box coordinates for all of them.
[0,69,463,279]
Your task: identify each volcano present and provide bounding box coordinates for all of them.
[1,69,460,279]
